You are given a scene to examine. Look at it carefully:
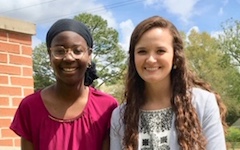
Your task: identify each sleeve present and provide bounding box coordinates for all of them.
[10,99,32,142]
[202,93,226,150]
[110,106,123,150]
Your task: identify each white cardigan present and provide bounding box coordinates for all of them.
[110,88,226,150]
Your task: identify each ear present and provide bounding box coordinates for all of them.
[88,48,92,64]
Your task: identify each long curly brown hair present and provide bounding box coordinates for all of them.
[122,16,227,150]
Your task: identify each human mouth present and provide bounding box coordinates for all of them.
[145,67,159,71]
[62,68,77,72]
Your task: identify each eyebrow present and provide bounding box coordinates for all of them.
[52,45,86,48]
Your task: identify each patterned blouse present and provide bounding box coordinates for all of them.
[138,107,173,150]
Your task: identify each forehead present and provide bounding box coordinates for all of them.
[51,31,87,47]
[135,28,173,47]
[141,27,171,38]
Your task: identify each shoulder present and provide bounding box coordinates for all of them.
[111,104,125,122]
[112,103,125,113]
[19,90,42,108]
[191,87,217,106]
[89,87,119,111]
[191,87,219,120]
[14,90,45,118]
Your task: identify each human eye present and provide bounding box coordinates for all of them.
[156,49,165,54]
[136,49,147,55]
[54,47,65,55]
[73,46,85,55]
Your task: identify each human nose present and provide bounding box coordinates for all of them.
[63,49,75,60]
[146,54,157,63]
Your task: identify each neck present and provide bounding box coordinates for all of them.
[143,81,172,110]
[52,81,88,102]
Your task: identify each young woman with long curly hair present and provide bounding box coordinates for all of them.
[110,16,227,150]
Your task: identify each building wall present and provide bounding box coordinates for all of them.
[0,16,35,150]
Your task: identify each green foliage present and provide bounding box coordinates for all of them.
[226,127,240,150]
[184,29,240,125]
[219,19,240,101]
[33,43,55,91]
[185,29,229,93]
[100,81,125,103]
[220,18,240,66]
[219,19,240,124]
[74,13,126,88]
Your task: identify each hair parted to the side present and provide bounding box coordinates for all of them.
[122,16,227,150]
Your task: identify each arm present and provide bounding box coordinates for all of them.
[21,137,34,150]
[202,93,226,150]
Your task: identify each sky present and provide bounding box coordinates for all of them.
[0,0,239,51]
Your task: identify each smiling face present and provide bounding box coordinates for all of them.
[134,27,174,85]
[50,31,91,85]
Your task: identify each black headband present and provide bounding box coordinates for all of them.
[46,18,93,48]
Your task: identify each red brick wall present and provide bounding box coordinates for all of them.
[0,17,35,149]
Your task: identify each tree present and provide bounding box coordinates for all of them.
[33,43,54,91]
[220,18,240,67]
[33,13,126,90]
[219,19,240,102]
[74,13,126,87]
[219,18,240,124]
[185,29,229,94]
[184,29,240,125]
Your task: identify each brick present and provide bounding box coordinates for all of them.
[0,30,7,41]
[10,54,32,66]
[12,98,22,107]
[0,139,13,146]
[0,64,21,75]
[0,42,20,54]
[0,75,9,84]
[0,108,17,117]
[22,46,32,55]
[1,128,18,138]
[22,67,33,76]
[24,88,34,96]
[0,97,9,106]
[11,76,33,87]
[14,138,21,146]
[0,118,12,127]
[0,53,8,63]
[9,32,32,45]
[0,86,22,96]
